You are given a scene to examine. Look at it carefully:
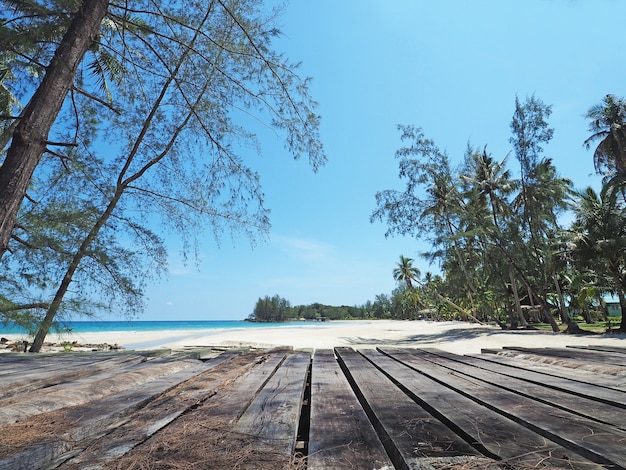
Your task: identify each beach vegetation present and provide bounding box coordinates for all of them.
[569,185,626,331]
[248,295,368,322]
[248,289,438,322]
[0,0,326,351]
[250,295,292,323]
[373,94,626,334]
[393,255,420,290]
[584,94,626,194]
[61,340,75,352]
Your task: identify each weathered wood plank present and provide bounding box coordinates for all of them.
[2,344,624,469]
[0,355,204,424]
[0,361,213,469]
[334,347,483,469]
[567,345,626,355]
[501,346,626,368]
[362,349,605,470]
[475,351,626,390]
[233,351,310,457]
[131,348,174,358]
[391,347,626,430]
[0,351,249,468]
[57,351,279,469]
[94,350,295,470]
[379,348,626,468]
[420,348,626,409]
[0,354,146,399]
[307,349,392,470]
[0,352,124,377]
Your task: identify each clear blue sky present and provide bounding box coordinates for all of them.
[137,0,624,321]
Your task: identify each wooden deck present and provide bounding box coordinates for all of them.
[0,345,625,469]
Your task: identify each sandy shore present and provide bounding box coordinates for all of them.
[2,320,625,354]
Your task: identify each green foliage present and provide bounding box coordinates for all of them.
[248,289,433,322]
[249,295,292,322]
[390,287,424,320]
[584,94,626,180]
[510,94,554,174]
[0,139,165,327]
[371,95,624,332]
[1,0,327,350]
[248,294,392,322]
[393,255,420,290]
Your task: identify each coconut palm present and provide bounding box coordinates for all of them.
[393,255,420,290]
[570,186,626,332]
[584,95,626,181]
[460,147,523,322]
[518,158,572,329]
[461,147,515,229]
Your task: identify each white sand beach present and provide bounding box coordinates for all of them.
[2,320,625,354]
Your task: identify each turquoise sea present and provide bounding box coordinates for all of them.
[0,320,296,335]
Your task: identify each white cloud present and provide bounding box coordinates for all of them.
[273,234,338,266]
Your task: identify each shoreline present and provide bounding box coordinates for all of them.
[2,320,625,354]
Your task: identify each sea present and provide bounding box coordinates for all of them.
[0,320,298,335]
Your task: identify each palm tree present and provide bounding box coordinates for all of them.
[392,255,485,324]
[460,147,521,325]
[517,158,573,233]
[584,95,626,182]
[461,147,515,229]
[393,255,420,290]
[570,186,626,332]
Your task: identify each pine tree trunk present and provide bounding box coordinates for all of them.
[0,0,108,260]
[29,5,205,352]
[30,187,122,352]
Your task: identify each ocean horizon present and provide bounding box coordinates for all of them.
[0,319,305,335]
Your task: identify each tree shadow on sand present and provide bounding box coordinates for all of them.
[340,326,626,347]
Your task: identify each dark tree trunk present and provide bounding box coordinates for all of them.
[581,303,592,324]
[507,302,519,330]
[606,266,626,333]
[0,0,108,260]
[553,274,570,325]
[616,288,626,333]
[562,321,590,334]
[536,294,560,332]
[509,270,527,327]
[30,187,122,352]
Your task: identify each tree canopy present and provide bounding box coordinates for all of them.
[373,94,626,333]
[0,0,327,350]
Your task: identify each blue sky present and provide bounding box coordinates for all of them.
[137,0,624,321]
